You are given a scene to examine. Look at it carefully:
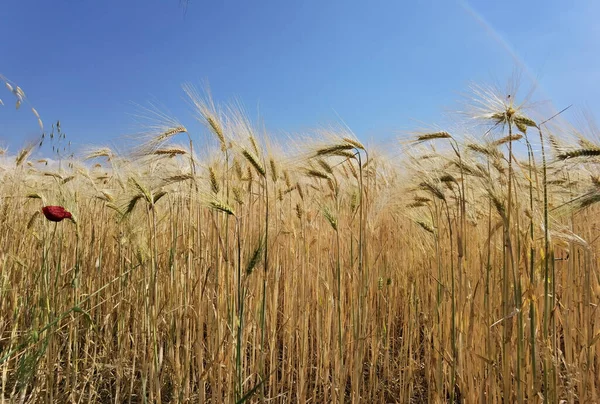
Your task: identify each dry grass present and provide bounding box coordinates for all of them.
[1,84,600,403]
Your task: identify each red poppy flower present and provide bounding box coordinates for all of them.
[42,206,72,222]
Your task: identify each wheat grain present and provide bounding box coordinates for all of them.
[242,149,266,177]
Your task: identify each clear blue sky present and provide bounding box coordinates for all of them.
[1,0,599,152]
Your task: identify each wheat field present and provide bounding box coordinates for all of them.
[1,80,600,403]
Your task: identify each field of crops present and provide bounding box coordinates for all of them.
[1,81,600,403]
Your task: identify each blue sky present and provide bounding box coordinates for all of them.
[1,0,599,152]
